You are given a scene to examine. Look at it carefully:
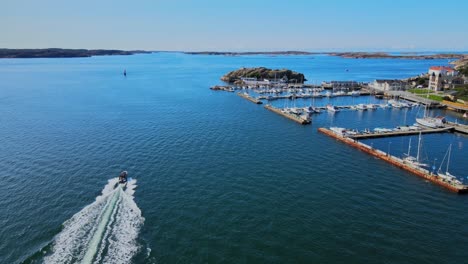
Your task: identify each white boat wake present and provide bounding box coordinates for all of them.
[43,179,144,264]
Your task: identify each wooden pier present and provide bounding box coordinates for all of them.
[237,92,262,104]
[264,104,311,125]
[347,127,453,139]
[318,127,468,194]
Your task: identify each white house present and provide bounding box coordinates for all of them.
[369,79,406,91]
[428,66,458,91]
[428,66,457,77]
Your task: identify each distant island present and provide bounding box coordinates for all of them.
[0,48,151,58]
[185,51,315,56]
[221,67,306,83]
[185,50,468,60]
[327,52,467,60]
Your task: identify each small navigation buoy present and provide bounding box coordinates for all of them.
[123,69,127,77]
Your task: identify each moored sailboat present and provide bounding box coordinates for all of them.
[416,89,446,128]
[437,144,462,185]
[402,132,428,168]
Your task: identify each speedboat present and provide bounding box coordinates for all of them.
[388,99,401,108]
[300,113,311,122]
[327,104,339,112]
[118,170,128,184]
[373,128,392,133]
[356,104,367,111]
[366,104,377,110]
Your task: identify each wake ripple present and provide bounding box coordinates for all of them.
[43,179,143,264]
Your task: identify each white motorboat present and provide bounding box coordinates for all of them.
[327,104,339,112]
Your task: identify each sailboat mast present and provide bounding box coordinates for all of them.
[416,132,422,162]
[446,144,452,174]
[407,138,412,156]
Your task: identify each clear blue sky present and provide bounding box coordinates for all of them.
[2,0,468,51]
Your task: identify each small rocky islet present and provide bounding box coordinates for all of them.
[220,67,306,84]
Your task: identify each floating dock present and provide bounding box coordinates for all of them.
[318,127,468,194]
[446,121,468,134]
[237,92,262,104]
[265,104,311,125]
[347,127,453,139]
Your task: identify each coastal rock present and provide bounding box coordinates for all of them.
[221,67,306,83]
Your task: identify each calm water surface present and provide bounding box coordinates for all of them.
[0,53,467,264]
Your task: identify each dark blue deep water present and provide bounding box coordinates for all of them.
[0,53,467,264]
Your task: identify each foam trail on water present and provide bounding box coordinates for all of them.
[43,179,143,264]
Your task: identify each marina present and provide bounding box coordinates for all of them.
[257,101,421,124]
[318,127,468,194]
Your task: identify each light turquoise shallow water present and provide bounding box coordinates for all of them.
[0,53,467,264]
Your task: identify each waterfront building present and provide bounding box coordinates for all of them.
[428,66,458,91]
[321,81,360,89]
[369,79,406,91]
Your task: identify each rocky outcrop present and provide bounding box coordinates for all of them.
[221,67,306,83]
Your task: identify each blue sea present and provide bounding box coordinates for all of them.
[0,53,467,264]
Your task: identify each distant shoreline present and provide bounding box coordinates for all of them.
[0,48,152,58]
[185,51,467,60]
[1,49,466,62]
[184,51,317,56]
[328,52,466,60]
